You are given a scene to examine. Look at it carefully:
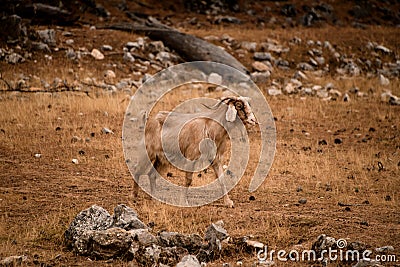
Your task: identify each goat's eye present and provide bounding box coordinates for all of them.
[235,102,243,109]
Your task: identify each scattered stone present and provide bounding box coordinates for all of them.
[113,204,147,230]
[71,136,81,142]
[283,83,297,94]
[103,70,116,84]
[251,71,270,83]
[343,93,350,102]
[205,220,228,252]
[267,87,282,96]
[101,45,113,51]
[0,255,28,266]
[375,45,392,54]
[123,52,135,63]
[252,61,270,72]
[241,41,257,52]
[311,234,337,259]
[176,255,201,267]
[72,158,79,164]
[101,127,114,134]
[329,89,342,97]
[31,41,51,53]
[294,70,308,80]
[5,53,25,64]
[379,74,390,86]
[34,153,42,158]
[91,49,104,60]
[253,52,273,61]
[298,198,307,204]
[381,92,400,105]
[146,41,164,53]
[245,239,264,249]
[297,62,314,71]
[65,39,74,45]
[37,29,56,46]
[375,245,394,253]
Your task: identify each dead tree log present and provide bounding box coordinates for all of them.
[103,17,249,75]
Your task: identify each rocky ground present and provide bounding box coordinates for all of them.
[0,0,399,266]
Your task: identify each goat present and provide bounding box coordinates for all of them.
[132,96,257,208]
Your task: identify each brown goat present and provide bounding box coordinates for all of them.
[133,96,257,207]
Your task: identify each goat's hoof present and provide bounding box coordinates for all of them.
[224,199,234,208]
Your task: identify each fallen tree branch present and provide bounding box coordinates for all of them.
[99,16,249,74]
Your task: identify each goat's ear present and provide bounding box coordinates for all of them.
[226,103,237,122]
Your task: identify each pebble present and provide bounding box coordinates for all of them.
[267,88,282,96]
[91,49,104,60]
[65,39,74,45]
[72,158,79,164]
[101,127,114,134]
[298,198,307,204]
[101,45,113,51]
[252,61,270,72]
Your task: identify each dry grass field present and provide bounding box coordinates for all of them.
[0,16,399,267]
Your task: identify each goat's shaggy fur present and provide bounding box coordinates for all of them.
[133,96,257,207]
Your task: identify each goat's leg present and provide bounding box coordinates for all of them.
[212,163,234,208]
[148,158,165,198]
[133,174,140,198]
[182,172,193,206]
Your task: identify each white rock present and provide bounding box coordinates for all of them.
[241,41,257,52]
[91,49,104,60]
[156,51,171,62]
[101,45,113,51]
[101,127,114,134]
[267,88,282,96]
[312,85,323,91]
[65,39,74,45]
[34,153,41,158]
[103,70,116,84]
[283,83,296,94]
[72,159,79,164]
[379,74,390,86]
[252,61,271,72]
[329,89,342,97]
[294,70,308,80]
[343,93,350,102]
[123,52,135,63]
[251,71,271,83]
[208,73,222,84]
[375,45,392,54]
[316,90,329,98]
